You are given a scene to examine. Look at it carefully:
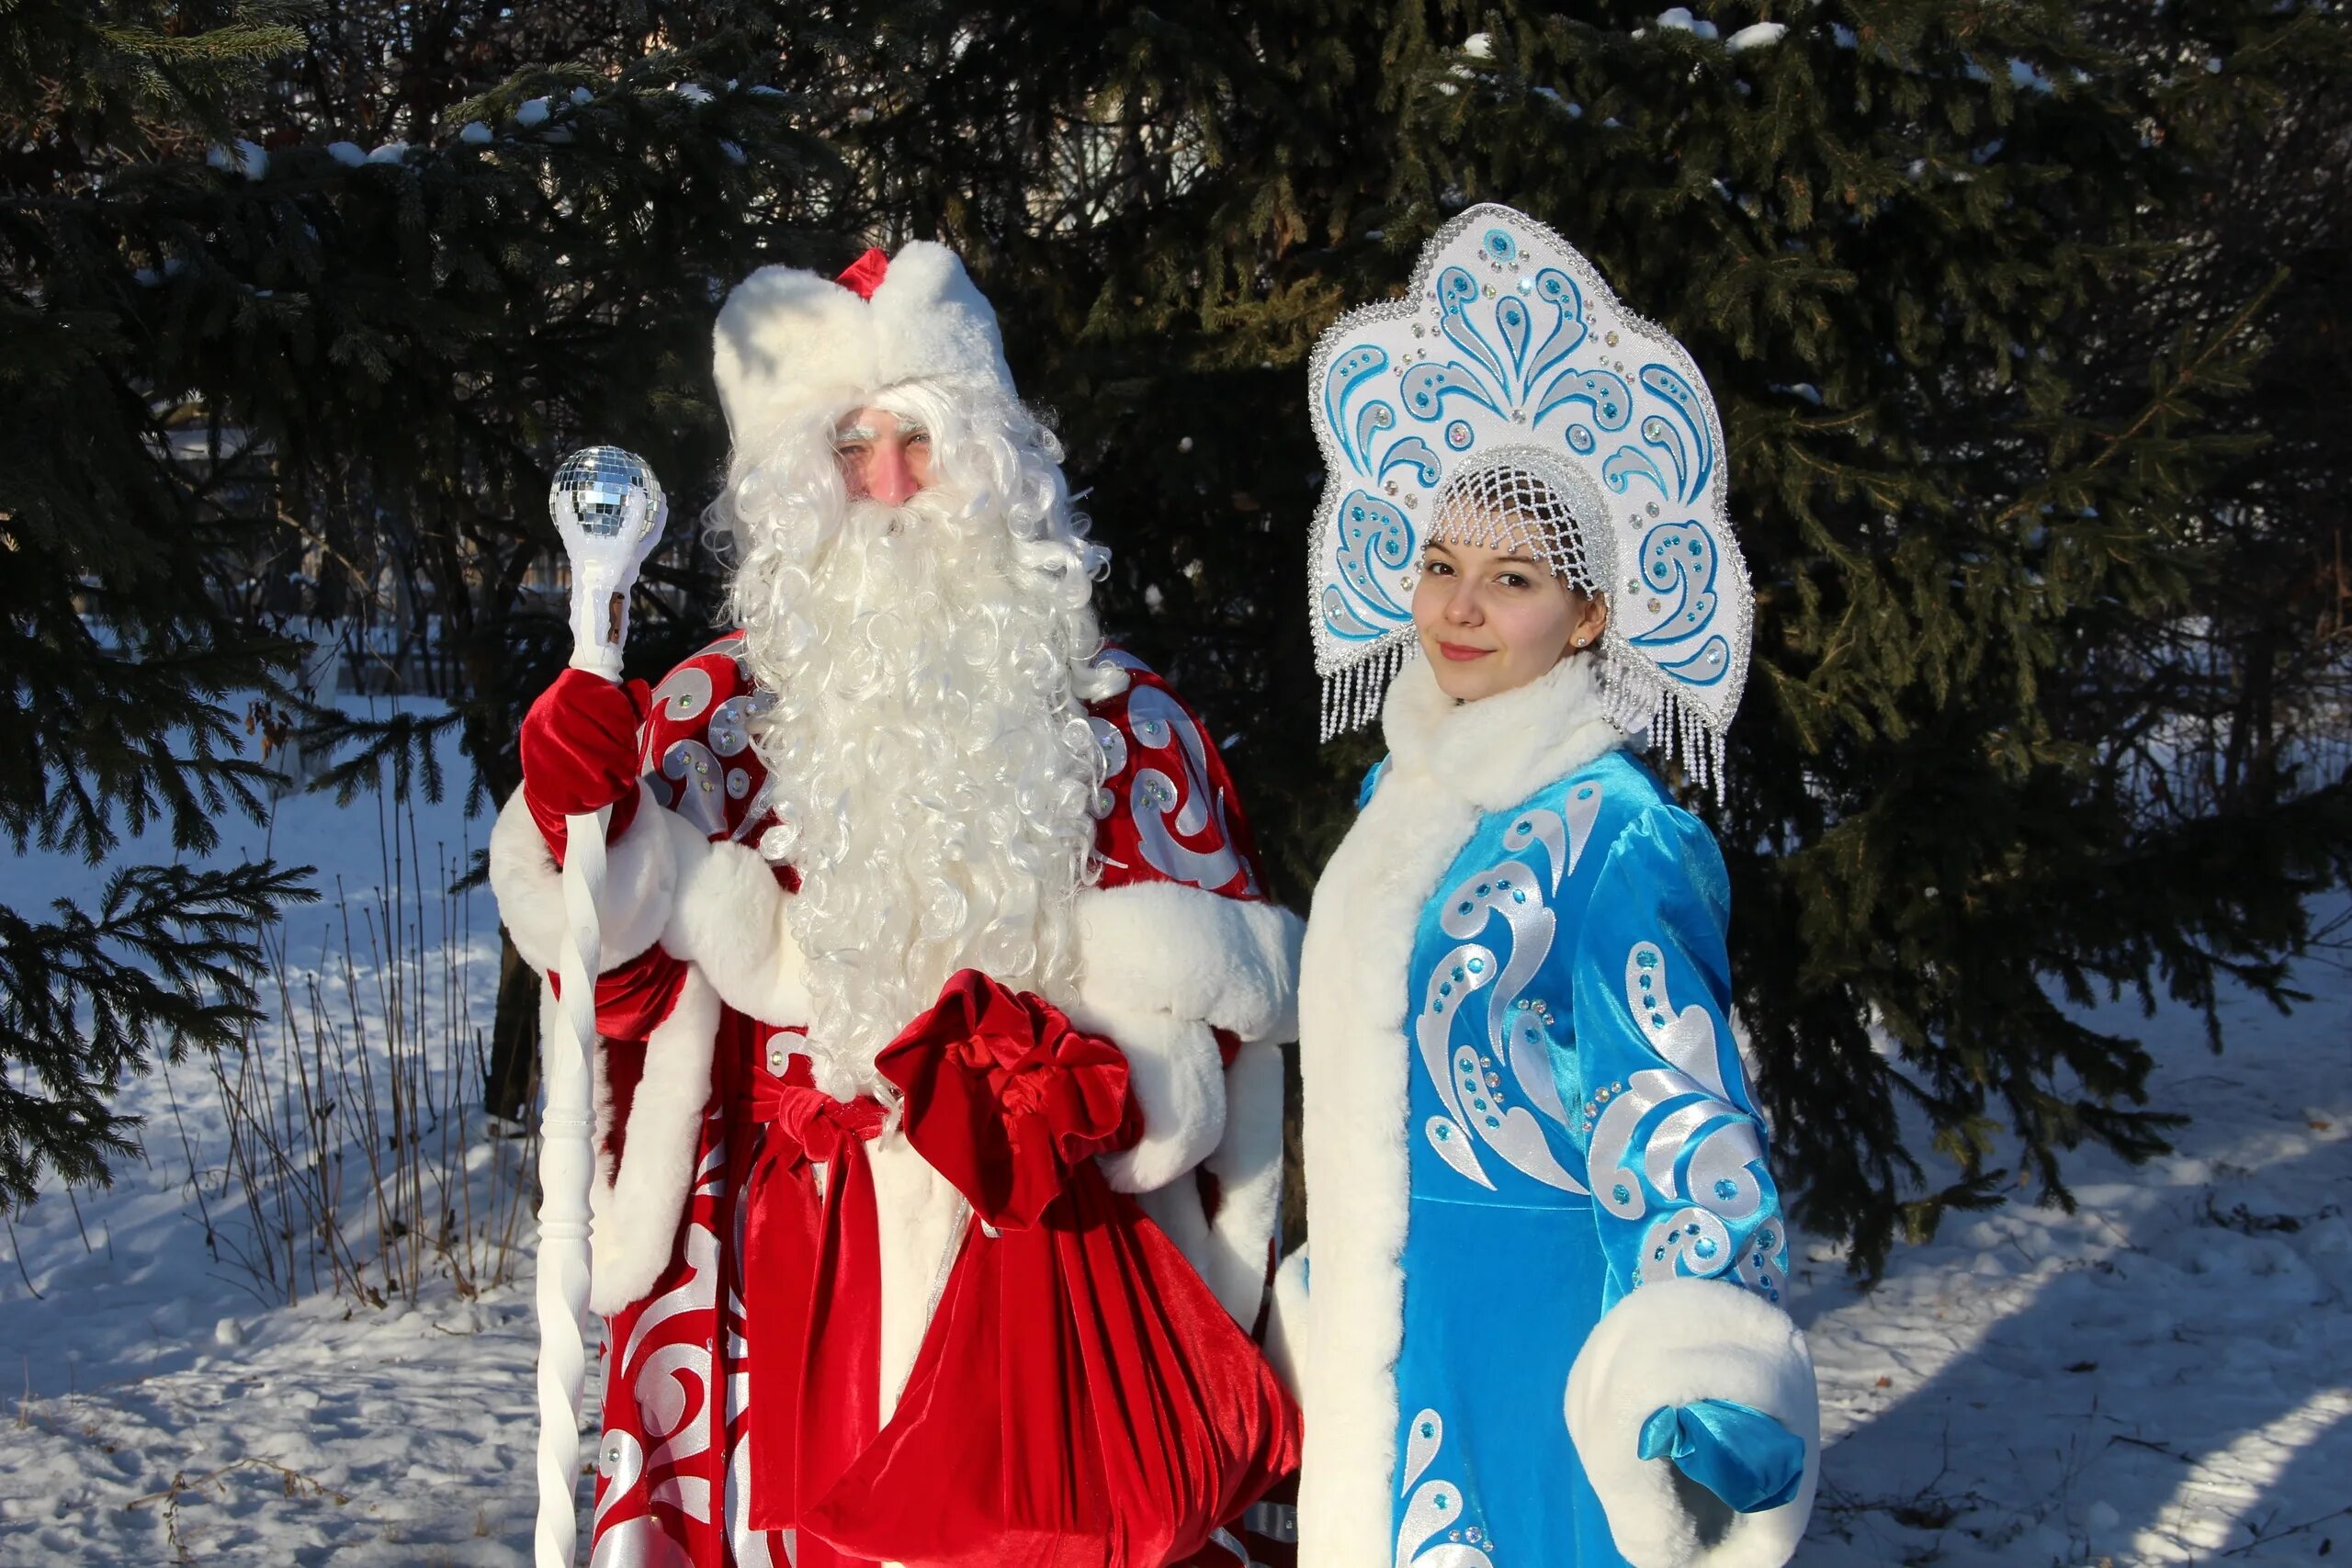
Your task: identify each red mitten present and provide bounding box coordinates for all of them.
[520,668,650,861]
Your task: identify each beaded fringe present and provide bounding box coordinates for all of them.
[1600,659,1727,795]
[1318,637,1413,742]
[1322,645,1728,794]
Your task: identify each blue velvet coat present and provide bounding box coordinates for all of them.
[1290,655,1816,1568]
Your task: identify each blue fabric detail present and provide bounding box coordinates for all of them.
[1637,1400,1806,1514]
[1389,750,1799,1562]
[1358,756,1392,811]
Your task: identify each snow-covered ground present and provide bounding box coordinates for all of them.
[0,699,552,1565]
[2,704,2346,1564]
[1793,907,2352,1568]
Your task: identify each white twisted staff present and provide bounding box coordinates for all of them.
[537,446,667,1568]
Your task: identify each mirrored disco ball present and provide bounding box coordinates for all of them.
[551,446,662,539]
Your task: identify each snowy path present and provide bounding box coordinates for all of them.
[3,714,2346,1562]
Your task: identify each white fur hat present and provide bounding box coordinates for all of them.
[710,242,1018,449]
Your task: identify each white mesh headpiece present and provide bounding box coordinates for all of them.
[1425,454,1600,593]
[1306,204,1753,787]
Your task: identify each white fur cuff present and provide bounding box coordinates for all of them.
[1565,1278,1819,1568]
[1264,1247,1309,1400]
[1068,1002,1226,1193]
[490,784,695,976]
[661,836,812,1026]
[1074,883,1305,1045]
[1195,1036,1284,1325]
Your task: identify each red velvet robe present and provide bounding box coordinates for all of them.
[496,636,1297,1568]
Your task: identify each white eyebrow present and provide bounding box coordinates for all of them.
[833,423,879,443]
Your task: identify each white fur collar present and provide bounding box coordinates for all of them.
[1381,650,1627,812]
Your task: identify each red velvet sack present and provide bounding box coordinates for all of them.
[798,971,1301,1568]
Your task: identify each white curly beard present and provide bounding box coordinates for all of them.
[730,461,1114,1100]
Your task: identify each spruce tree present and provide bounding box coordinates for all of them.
[0,1,318,1205]
[822,0,2352,1270]
[0,1,842,1192]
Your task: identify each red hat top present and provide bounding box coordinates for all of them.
[836,247,889,300]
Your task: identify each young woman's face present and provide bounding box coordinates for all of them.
[1411,536,1607,703]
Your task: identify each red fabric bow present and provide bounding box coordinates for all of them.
[874,970,1140,1229]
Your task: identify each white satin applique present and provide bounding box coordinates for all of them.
[594,1220,722,1567]
[1589,940,1782,1292]
[1414,784,1606,1191]
[1394,1408,1499,1568]
[1125,685,1252,892]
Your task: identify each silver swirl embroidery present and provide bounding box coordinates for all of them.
[1440,856,1566,1127]
[723,1422,782,1567]
[661,739,729,836]
[618,1220,720,1397]
[590,1218,721,1566]
[650,663,716,725]
[590,1431,696,1568]
[642,1342,716,1483]
[1089,714,1128,777]
[1736,1219,1791,1301]
[1453,1043,1580,1190]
[1414,919,1583,1192]
[1589,941,1774,1285]
[707,694,761,758]
[1417,941,1497,1189]
[1125,685,1249,892]
[729,777,779,845]
[1497,777,1601,897]
[1639,1207,1736,1283]
[1394,1408,1498,1568]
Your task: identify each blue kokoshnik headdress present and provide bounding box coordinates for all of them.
[1306,203,1753,788]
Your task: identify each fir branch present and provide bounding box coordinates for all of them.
[0,861,315,1208]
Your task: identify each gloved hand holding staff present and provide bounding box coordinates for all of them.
[535,447,665,1568]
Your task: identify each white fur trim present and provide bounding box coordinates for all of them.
[865,243,1015,400]
[1074,883,1304,1045]
[1195,1036,1285,1325]
[1127,1038,1283,1328]
[712,263,876,446]
[490,783,683,976]
[1073,1005,1226,1195]
[711,243,1015,454]
[1263,1248,1309,1399]
[1565,1278,1819,1568]
[1383,650,1626,814]
[545,967,720,1314]
[865,1128,967,1421]
[662,837,812,1026]
[1295,651,1626,1566]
